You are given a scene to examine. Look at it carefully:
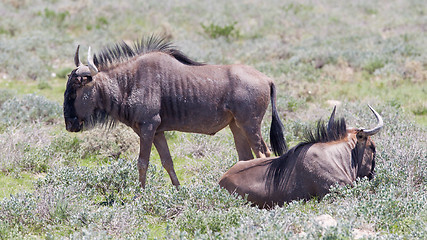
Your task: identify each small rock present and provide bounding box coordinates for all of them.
[314,214,337,228]
[298,231,307,238]
[353,228,376,239]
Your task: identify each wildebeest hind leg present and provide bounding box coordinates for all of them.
[230,120,253,160]
[153,132,180,187]
[239,122,271,158]
[260,139,271,157]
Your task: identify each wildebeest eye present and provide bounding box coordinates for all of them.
[356,133,367,141]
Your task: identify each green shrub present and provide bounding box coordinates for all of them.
[40,158,140,202]
[0,89,15,107]
[96,16,109,29]
[363,58,386,74]
[20,134,82,173]
[37,80,51,90]
[0,193,39,231]
[282,3,314,15]
[55,67,73,79]
[39,8,70,27]
[21,146,50,173]
[201,22,240,39]
[0,94,61,126]
[50,134,82,163]
[176,208,244,235]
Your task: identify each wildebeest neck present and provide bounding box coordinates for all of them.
[93,63,150,128]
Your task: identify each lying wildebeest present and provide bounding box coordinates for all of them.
[219,105,383,208]
[63,36,287,188]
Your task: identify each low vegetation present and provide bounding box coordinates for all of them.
[0,0,425,239]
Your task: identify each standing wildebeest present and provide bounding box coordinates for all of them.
[219,105,383,208]
[63,36,287,188]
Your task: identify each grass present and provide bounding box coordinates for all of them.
[296,65,427,125]
[0,173,36,199]
[0,78,66,103]
[0,0,426,239]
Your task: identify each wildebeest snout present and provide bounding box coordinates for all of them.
[65,117,82,132]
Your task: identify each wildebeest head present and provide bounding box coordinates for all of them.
[63,45,99,132]
[330,105,383,180]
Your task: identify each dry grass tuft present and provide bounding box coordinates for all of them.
[0,124,53,174]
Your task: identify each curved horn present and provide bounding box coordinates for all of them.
[87,46,98,76]
[74,45,82,67]
[361,105,383,136]
[327,105,336,132]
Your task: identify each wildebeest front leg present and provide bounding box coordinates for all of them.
[153,132,180,187]
[137,137,154,188]
[136,119,160,188]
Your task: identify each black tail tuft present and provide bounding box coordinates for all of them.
[269,84,287,156]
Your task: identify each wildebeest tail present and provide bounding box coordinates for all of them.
[270,83,287,156]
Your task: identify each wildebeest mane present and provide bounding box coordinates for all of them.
[302,118,347,144]
[266,117,348,191]
[93,35,204,71]
[82,108,117,131]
